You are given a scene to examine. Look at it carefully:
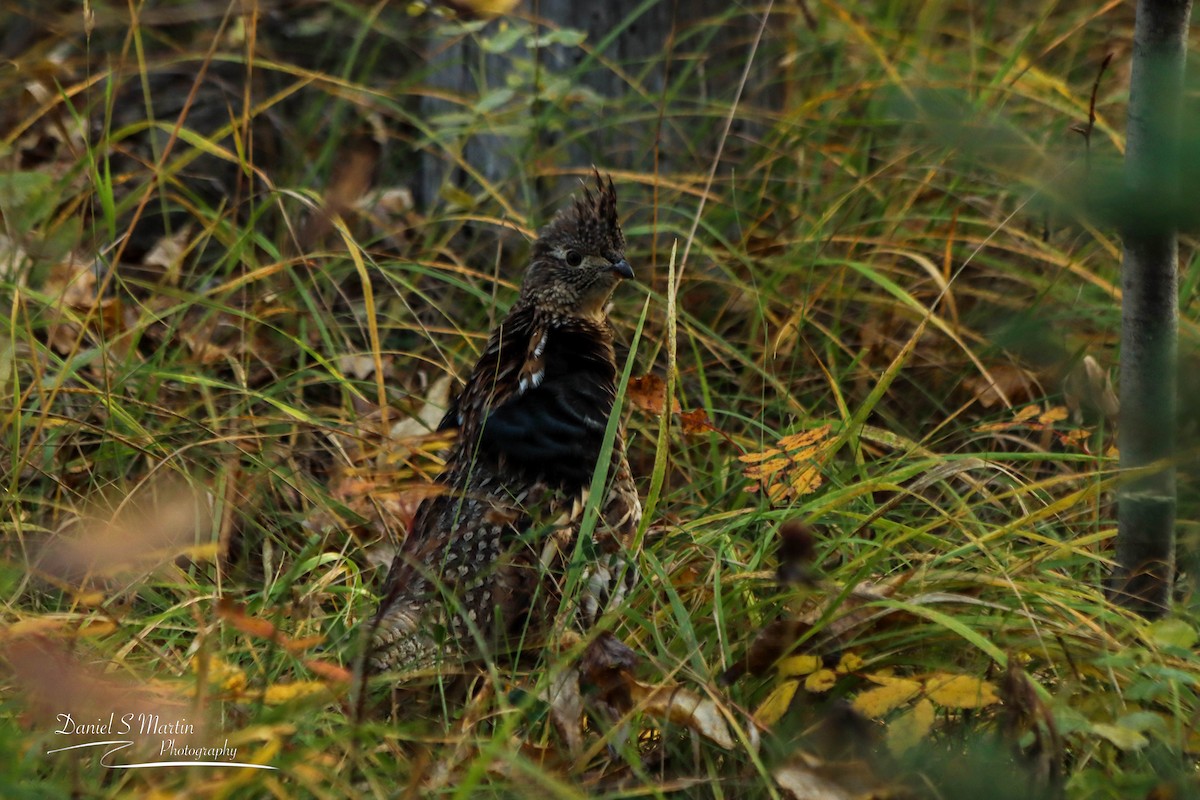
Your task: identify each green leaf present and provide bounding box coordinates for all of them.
[475,87,515,114]
[1091,722,1148,752]
[1146,618,1198,650]
[480,24,524,54]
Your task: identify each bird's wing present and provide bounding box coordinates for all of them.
[475,319,618,485]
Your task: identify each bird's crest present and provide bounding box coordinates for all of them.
[540,169,625,256]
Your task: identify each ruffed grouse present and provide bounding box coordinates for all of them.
[369,173,641,673]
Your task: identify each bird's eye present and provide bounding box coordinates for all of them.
[565,250,583,267]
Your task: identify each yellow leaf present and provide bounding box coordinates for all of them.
[739,448,783,464]
[194,655,248,693]
[805,669,837,693]
[74,591,106,606]
[853,677,922,718]
[887,698,935,756]
[4,618,64,638]
[756,679,800,726]
[777,425,832,451]
[743,457,790,480]
[924,673,1000,708]
[262,681,329,705]
[836,652,865,673]
[1014,405,1040,422]
[457,0,521,15]
[178,543,221,562]
[77,620,117,637]
[1038,406,1069,425]
[778,655,822,677]
[789,466,823,496]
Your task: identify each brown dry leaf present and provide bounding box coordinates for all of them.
[773,756,859,800]
[756,679,800,726]
[924,672,1000,709]
[678,408,719,435]
[296,136,380,252]
[1064,354,1119,421]
[887,697,935,756]
[142,225,191,283]
[390,375,453,439]
[629,681,735,749]
[965,364,1039,408]
[852,676,923,718]
[627,374,682,415]
[42,254,133,356]
[546,664,585,755]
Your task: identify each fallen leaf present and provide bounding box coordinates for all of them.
[1038,406,1069,425]
[805,669,838,693]
[778,654,822,677]
[773,757,858,800]
[924,673,1000,709]
[216,599,279,640]
[852,676,922,718]
[261,681,329,705]
[756,679,800,726]
[678,408,718,435]
[887,697,935,756]
[627,374,681,415]
[835,652,864,674]
[303,659,353,684]
[629,681,735,749]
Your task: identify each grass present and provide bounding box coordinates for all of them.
[2,0,1199,797]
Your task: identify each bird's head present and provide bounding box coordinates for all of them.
[520,171,633,322]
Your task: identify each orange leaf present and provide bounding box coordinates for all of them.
[776,425,832,451]
[216,599,279,640]
[628,374,681,415]
[304,659,354,684]
[678,408,718,435]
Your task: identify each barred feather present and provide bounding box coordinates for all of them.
[369,173,641,674]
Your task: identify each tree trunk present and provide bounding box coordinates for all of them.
[1113,0,1192,616]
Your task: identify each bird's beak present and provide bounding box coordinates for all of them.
[610,259,634,280]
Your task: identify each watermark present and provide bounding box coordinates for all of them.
[46,712,276,770]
